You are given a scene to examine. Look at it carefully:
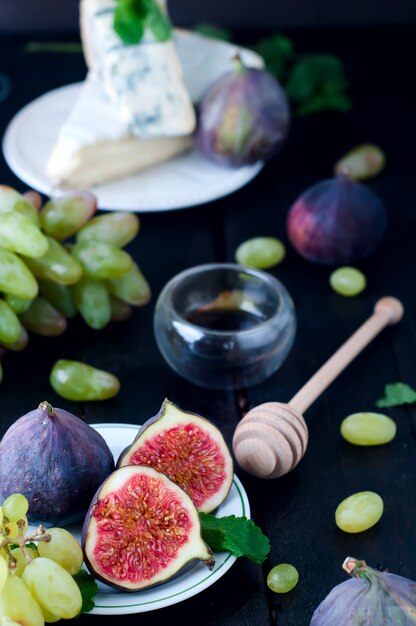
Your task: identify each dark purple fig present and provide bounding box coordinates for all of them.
[287,173,387,265]
[117,399,233,513]
[82,465,214,591]
[0,401,114,524]
[197,57,290,167]
[311,557,416,625]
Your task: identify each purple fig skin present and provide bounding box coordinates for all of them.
[117,398,234,514]
[81,465,214,592]
[287,174,387,265]
[0,401,114,524]
[310,558,416,625]
[197,61,290,167]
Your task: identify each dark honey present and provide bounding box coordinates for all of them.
[185,308,263,331]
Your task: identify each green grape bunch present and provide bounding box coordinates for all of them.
[0,185,151,385]
[0,493,95,624]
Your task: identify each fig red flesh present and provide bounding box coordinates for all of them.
[117,399,234,513]
[82,465,214,591]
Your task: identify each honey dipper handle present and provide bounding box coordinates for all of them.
[289,297,404,415]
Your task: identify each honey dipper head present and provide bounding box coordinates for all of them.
[232,402,309,479]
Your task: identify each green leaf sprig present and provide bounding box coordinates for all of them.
[200,513,270,564]
[73,570,98,614]
[114,0,172,45]
[255,34,352,116]
[376,382,416,408]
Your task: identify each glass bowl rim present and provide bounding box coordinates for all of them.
[155,262,295,337]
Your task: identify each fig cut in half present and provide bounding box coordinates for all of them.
[117,399,234,513]
[82,465,214,591]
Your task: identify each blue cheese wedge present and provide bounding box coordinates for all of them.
[80,0,195,138]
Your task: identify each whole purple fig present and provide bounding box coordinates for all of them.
[287,173,387,265]
[197,57,290,167]
[310,557,416,625]
[0,401,114,524]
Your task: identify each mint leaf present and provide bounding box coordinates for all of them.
[113,0,171,45]
[73,570,98,614]
[146,0,172,42]
[286,54,351,116]
[376,383,416,408]
[200,514,270,564]
[255,34,294,81]
[193,23,232,42]
[114,0,146,45]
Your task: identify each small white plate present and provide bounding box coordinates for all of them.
[2,33,264,212]
[75,423,249,615]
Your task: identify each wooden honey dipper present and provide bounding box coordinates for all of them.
[232,296,404,479]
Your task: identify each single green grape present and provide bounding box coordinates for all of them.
[4,293,33,315]
[40,193,96,240]
[22,557,82,620]
[2,493,29,522]
[10,547,39,577]
[71,240,132,280]
[72,277,111,330]
[19,297,67,337]
[267,563,299,593]
[76,211,140,247]
[106,261,151,306]
[38,280,77,319]
[24,236,82,285]
[0,574,45,626]
[37,528,83,575]
[50,359,120,401]
[0,211,48,258]
[335,491,383,533]
[341,412,396,446]
[235,237,286,269]
[0,300,23,345]
[329,266,366,296]
[0,248,38,300]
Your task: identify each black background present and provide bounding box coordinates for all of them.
[1,0,416,33]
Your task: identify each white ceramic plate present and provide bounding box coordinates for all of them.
[2,33,264,212]
[67,423,249,615]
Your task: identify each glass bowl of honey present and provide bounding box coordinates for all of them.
[153,263,296,390]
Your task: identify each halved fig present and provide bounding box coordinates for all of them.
[117,399,234,513]
[82,465,214,591]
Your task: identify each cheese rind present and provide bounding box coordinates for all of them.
[46,74,192,189]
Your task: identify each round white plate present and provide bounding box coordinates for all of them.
[75,423,249,615]
[2,84,263,212]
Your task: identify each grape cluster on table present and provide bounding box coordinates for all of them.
[0,186,151,384]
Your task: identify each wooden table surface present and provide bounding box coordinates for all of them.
[0,24,415,626]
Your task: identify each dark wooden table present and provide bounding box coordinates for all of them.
[0,24,415,626]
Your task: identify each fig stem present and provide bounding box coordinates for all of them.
[231,53,247,74]
[343,556,367,577]
[38,400,54,415]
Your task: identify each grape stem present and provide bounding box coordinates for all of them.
[0,517,51,569]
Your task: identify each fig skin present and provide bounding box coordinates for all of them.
[197,59,290,167]
[0,401,114,524]
[287,173,387,265]
[310,557,416,625]
[117,398,234,513]
[82,465,214,592]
